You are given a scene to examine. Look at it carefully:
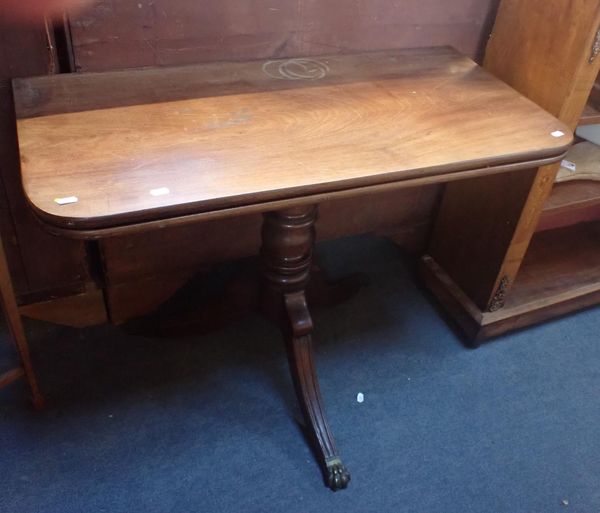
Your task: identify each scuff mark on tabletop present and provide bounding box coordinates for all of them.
[202,108,254,130]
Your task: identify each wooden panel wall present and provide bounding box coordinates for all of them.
[69,0,500,71]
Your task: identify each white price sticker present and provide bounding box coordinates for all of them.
[150,187,170,197]
[561,159,576,173]
[54,196,78,205]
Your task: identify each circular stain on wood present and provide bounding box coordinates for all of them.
[262,59,330,80]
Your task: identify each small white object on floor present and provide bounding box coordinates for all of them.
[562,499,569,506]
[356,393,364,403]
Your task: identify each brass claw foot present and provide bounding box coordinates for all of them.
[325,457,351,491]
[261,205,350,490]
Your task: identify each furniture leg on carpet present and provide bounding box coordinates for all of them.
[260,205,350,491]
[0,237,44,409]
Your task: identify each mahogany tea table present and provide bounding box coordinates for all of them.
[12,47,571,490]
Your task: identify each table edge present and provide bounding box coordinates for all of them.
[27,148,570,240]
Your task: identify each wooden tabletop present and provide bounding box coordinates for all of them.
[13,47,571,232]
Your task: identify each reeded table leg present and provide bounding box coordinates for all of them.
[261,205,350,491]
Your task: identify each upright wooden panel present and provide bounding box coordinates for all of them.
[425,0,600,333]
[68,0,500,71]
[485,0,600,129]
[428,168,539,309]
[0,17,88,301]
[100,186,440,285]
[100,181,442,323]
[0,20,50,296]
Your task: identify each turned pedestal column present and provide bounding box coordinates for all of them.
[260,205,350,491]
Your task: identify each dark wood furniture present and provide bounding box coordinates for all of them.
[0,2,499,327]
[422,0,600,342]
[12,47,569,489]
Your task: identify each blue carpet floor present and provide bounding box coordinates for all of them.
[1,235,600,513]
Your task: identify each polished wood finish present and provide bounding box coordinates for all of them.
[0,23,66,402]
[0,20,88,301]
[102,187,438,284]
[101,186,439,323]
[260,206,350,490]
[423,220,600,341]
[423,0,600,340]
[11,47,569,488]
[479,0,600,288]
[29,155,565,241]
[7,0,501,322]
[538,181,600,232]
[485,0,600,129]
[0,2,502,326]
[14,48,569,231]
[428,168,540,310]
[506,222,600,310]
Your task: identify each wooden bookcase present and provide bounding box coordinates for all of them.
[422,0,600,343]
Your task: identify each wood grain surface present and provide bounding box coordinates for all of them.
[13,47,571,231]
[0,20,89,298]
[66,0,500,72]
[422,220,600,341]
[485,0,600,131]
[538,181,600,232]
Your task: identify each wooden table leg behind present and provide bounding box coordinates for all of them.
[260,205,350,491]
[0,237,44,409]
